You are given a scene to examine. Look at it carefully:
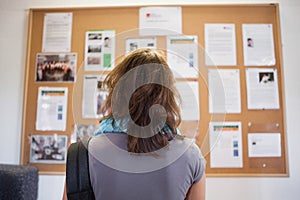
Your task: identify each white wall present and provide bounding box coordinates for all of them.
[0,0,299,200]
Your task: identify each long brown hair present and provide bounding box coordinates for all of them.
[101,49,181,153]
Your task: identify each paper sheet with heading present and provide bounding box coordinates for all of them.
[36,87,68,131]
[42,13,72,52]
[210,122,243,168]
[175,81,200,121]
[205,24,237,66]
[139,7,182,36]
[246,68,279,109]
[248,133,281,157]
[125,37,157,54]
[242,24,275,66]
[208,69,241,113]
[167,35,198,78]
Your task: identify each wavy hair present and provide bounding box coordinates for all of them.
[100,49,181,153]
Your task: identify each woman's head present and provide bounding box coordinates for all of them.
[101,48,181,153]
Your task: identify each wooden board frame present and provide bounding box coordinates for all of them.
[20,4,288,176]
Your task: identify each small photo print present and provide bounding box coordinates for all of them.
[233,140,238,148]
[129,42,138,51]
[57,105,63,112]
[97,78,109,116]
[88,33,102,40]
[104,37,111,48]
[247,37,254,47]
[233,149,239,157]
[259,72,274,84]
[57,113,63,120]
[87,56,101,65]
[30,135,68,164]
[147,43,155,47]
[97,90,109,115]
[88,44,102,53]
[35,53,77,82]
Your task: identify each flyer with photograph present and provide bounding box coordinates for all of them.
[36,87,68,131]
[125,37,157,54]
[84,30,115,71]
[82,75,108,118]
[248,133,281,157]
[167,35,198,78]
[35,53,77,82]
[30,134,68,164]
[246,68,279,109]
[209,122,243,168]
[242,24,275,66]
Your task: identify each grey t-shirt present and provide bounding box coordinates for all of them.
[88,133,206,200]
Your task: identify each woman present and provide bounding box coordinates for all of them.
[65,49,206,200]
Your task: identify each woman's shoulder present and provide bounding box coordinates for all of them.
[172,137,205,162]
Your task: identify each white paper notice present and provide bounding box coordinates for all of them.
[167,35,198,78]
[85,30,115,71]
[42,13,72,52]
[242,24,275,66]
[210,122,243,168]
[36,87,68,131]
[208,69,241,113]
[248,133,281,157]
[246,68,280,109]
[82,75,108,118]
[205,24,237,66]
[139,7,182,36]
[175,81,200,121]
[126,37,157,54]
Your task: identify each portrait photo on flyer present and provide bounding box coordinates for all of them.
[29,134,68,164]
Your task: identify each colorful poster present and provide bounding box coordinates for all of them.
[85,30,115,71]
[210,122,243,168]
[35,53,77,82]
[36,87,68,131]
[30,134,68,164]
[167,35,198,78]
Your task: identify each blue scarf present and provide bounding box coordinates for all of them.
[94,117,180,136]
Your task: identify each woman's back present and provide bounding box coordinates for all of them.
[88,133,206,200]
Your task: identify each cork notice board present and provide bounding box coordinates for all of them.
[21,4,288,176]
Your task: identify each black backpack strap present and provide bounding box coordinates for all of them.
[66,138,95,200]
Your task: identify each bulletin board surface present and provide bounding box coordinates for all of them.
[21,4,288,176]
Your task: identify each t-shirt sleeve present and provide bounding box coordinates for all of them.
[191,144,206,184]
